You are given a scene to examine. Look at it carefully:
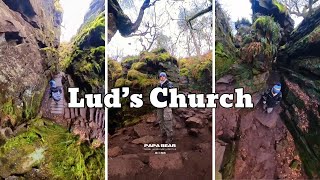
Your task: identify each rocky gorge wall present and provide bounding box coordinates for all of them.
[0,0,62,129]
[216,0,320,178]
[278,7,320,177]
[0,0,105,179]
[62,0,105,95]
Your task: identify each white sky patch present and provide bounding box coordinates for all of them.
[219,0,304,29]
[60,0,91,42]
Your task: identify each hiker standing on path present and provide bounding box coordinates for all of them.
[262,83,282,114]
[156,72,174,144]
[49,80,62,105]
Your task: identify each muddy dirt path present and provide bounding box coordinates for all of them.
[108,108,212,180]
[215,72,307,179]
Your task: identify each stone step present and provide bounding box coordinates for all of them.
[80,108,86,119]
[90,108,95,122]
[50,104,64,108]
[51,110,64,114]
[64,108,70,119]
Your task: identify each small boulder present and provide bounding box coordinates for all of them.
[217,74,234,84]
[133,124,149,137]
[186,117,203,128]
[109,146,122,157]
[188,128,200,137]
[146,116,156,123]
[131,136,155,145]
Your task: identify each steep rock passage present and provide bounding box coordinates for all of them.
[50,74,65,115]
[108,108,212,180]
[40,72,105,143]
[216,74,307,179]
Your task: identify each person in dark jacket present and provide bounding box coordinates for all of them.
[262,83,282,113]
[49,80,62,104]
[156,72,174,143]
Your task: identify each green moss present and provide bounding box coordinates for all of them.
[108,60,122,79]
[127,70,148,80]
[73,12,105,48]
[1,98,16,119]
[127,70,158,88]
[54,0,63,13]
[114,78,132,87]
[23,93,40,121]
[141,51,174,63]
[215,42,235,79]
[253,16,281,44]
[132,62,147,70]
[66,46,105,94]
[180,68,189,77]
[122,56,140,64]
[272,0,287,13]
[0,119,105,179]
[151,48,167,54]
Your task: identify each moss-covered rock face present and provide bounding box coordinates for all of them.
[215,2,237,80]
[251,0,294,44]
[233,15,281,93]
[63,11,105,95]
[108,48,179,133]
[277,7,320,178]
[66,46,105,95]
[179,52,212,93]
[0,119,104,179]
[0,0,62,126]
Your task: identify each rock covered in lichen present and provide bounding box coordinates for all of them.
[0,118,105,179]
[108,48,179,133]
[215,1,237,79]
[62,8,105,95]
[0,0,62,126]
[179,52,212,93]
[251,0,294,44]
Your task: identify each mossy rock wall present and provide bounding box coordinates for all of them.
[233,15,281,93]
[277,8,320,178]
[179,52,212,93]
[108,49,179,133]
[64,11,105,95]
[0,119,104,179]
[215,2,237,79]
[0,0,62,126]
[251,0,294,44]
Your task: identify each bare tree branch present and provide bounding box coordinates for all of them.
[108,0,160,37]
[187,5,212,23]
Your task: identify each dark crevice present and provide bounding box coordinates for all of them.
[4,32,23,45]
[37,40,47,48]
[3,0,39,29]
[3,0,36,18]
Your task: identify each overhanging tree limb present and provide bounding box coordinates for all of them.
[187,5,212,23]
[108,0,160,37]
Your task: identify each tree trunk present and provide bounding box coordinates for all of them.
[189,28,201,56]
